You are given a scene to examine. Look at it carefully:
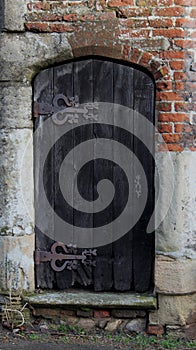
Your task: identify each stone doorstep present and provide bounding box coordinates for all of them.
[23,290,157,310]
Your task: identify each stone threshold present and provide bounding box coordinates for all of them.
[23,290,157,310]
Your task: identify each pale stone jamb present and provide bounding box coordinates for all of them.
[2,0,25,31]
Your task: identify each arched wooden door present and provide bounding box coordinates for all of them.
[34,57,155,293]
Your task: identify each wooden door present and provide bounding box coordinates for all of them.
[34,57,155,292]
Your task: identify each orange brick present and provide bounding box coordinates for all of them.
[162,133,182,143]
[175,124,192,132]
[157,92,183,101]
[166,144,184,151]
[158,123,173,133]
[169,61,185,70]
[156,81,173,91]
[158,113,190,122]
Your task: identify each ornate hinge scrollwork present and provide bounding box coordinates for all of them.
[34,242,97,272]
[33,94,79,118]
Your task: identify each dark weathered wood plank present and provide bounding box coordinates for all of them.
[72,60,94,286]
[93,60,114,291]
[133,69,155,292]
[34,67,56,289]
[53,62,74,289]
[112,64,134,291]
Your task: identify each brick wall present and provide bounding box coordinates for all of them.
[24,0,196,151]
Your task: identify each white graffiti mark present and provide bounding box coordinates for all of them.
[134,174,142,198]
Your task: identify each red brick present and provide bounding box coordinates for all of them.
[149,60,162,73]
[49,23,74,32]
[93,310,110,318]
[63,14,78,21]
[129,48,141,63]
[176,18,196,28]
[166,144,184,151]
[108,0,134,5]
[139,52,153,66]
[190,9,196,18]
[160,51,185,59]
[158,143,183,151]
[175,124,192,133]
[149,18,173,28]
[174,40,194,49]
[148,325,164,335]
[31,2,51,10]
[157,92,183,101]
[153,29,185,38]
[157,66,170,79]
[169,61,185,70]
[175,82,185,90]
[118,8,152,17]
[122,45,131,59]
[60,309,76,317]
[80,14,96,21]
[158,113,190,122]
[156,102,172,112]
[154,7,184,17]
[158,123,173,133]
[158,143,170,151]
[122,19,149,28]
[25,22,49,32]
[156,81,172,91]
[162,133,182,143]
[174,72,187,81]
[175,102,195,112]
[27,13,63,22]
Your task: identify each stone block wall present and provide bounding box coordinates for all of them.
[0,0,195,336]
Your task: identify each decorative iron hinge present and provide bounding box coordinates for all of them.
[33,94,79,118]
[34,242,97,272]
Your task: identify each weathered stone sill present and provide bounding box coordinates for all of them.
[23,290,157,310]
